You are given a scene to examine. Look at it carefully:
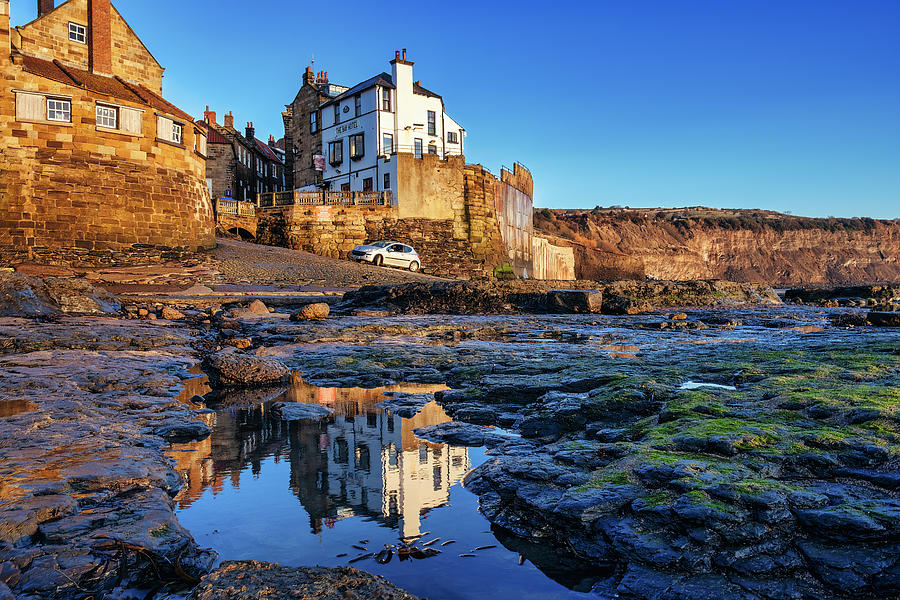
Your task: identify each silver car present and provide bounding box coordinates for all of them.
[350,241,421,272]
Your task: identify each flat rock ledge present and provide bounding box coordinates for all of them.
[338,279,781,315]
[190,560,422,600]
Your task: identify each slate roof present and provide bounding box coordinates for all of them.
[21,54,192,122]
[254,138,283,164]
[320,72,442,107]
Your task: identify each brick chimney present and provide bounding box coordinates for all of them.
[88,0,111,75]
[203,106,217,125]
[1,0,10,57]
[37,0,54,17]
[316,70,328,85]
[224,111,234,129]
[268,134,275,147]
[302,66,315,86]
[245,122,255,142]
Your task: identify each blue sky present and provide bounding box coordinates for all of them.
[12,0,900,218]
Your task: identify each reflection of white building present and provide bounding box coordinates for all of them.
[325,401,469,537]
[317,49,465,197]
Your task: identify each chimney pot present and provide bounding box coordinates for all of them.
[395,51,400,60]
[402,48,407,60]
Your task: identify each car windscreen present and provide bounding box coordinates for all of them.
[370,241,391,248]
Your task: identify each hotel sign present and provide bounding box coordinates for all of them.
[335,120,360,135]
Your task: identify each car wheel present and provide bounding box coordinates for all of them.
[373,254,383,266]
[409,261,420,272]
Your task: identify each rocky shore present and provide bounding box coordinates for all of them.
[1,265,899,600]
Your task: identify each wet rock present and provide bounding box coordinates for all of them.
[42,278,121,314]
[555,485,642,522]
[150,418,212,442]
[273,402,334,421]
[0,496,78,545]
[602,294,653,315]
[546,290,603,314]
[0,272,59,317]
[671,312,688,320]
[868,311,900,327]
[414,422,518,447]
[291,302,331,321]
[206,348,291,387]
[377,393,432,418]
[190,561,422,600]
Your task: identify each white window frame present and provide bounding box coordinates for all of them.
[309,111,318,133]
[382,88,391,111]
[46,98,72,123]
[171,122,183,144]
[96,104,118,129]
[447,131,458,144]
[383,133,393,155]
[68,22,87,44]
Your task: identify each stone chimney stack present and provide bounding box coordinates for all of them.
[245,122,255,142]
[316,71,328,85]
[37,0,54,17]
[303,66,315,86]
[224,111,234,129]
[268,135,276,147]
[88,0,111,75]
[1,0,10,57]
[203,106,217,125]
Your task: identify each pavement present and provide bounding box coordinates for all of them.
[15,237,446,306]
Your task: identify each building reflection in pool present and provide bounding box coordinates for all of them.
[168,375,468,539]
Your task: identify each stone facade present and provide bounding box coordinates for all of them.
[0,0,214,265]
[284,68,335,190]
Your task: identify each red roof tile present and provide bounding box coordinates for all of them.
[254,138,282,164]
[20,54,193,122]
[197,122,229,145]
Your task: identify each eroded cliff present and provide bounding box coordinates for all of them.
[534,207,900,285]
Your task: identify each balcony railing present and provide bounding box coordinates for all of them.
[216,198,256,217]
[257,190,394,208]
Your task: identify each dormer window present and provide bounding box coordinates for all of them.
[68,22,87,44]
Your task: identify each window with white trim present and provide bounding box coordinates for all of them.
[156,114,184,144]
[96,104,118,129]
[382,88,391,111]
[171,122,183,144]
[68,22,86,43]
[427,111,436,136]
[47,98,71,122]
[333,103,340,125]
[328,140,343,165]
[383,133,393,155]
[414,138,423,159]
[349,133,364,160]
[447,131,459,144]
[309,111,318,133]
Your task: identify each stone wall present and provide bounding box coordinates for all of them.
[205,138,233,200]
[396,153,461,220]
[0,1,214,266]
[287,71,329,189]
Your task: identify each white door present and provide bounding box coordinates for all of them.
[384,244,408,267]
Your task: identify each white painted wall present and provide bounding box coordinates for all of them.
[317,53,464,205]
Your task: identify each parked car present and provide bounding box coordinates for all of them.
[350,241,421,272]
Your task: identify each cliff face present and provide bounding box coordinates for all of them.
[534,208,900,285]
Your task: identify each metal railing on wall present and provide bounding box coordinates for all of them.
[257,190,394,208]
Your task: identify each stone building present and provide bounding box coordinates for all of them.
[0,0,214,264]
[283,67,347,190]
[199,107,285,204]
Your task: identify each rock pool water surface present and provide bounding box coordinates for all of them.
[169,378,596,600]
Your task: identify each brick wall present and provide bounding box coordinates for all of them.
[205,140,234,200]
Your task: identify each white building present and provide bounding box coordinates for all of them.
[318,49,465,197]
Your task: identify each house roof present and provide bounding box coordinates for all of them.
[320,71,443,108]
[254,138,283,164]
[196,121,229,144]
[21,54,192,121]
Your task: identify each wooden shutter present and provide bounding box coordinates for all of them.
[120,107,143,135]
[198,132,207,156]
[157,115,173,141]
[15,92,45,121]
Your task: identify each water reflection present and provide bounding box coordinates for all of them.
[0,400,34,418]
[169,377,466,538]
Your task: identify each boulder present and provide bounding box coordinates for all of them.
[291,303,331,321]
[546,290,603,314]
[206,348,291,388]
[414,422,518,447]
[272,402,334,421]
[42,278,121,314]
[225,338,252,350]
[150,418,212,442]
[868,312,900,327]
[161,307,185,320]
[603,294,653,315]
[248,300,270,314]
